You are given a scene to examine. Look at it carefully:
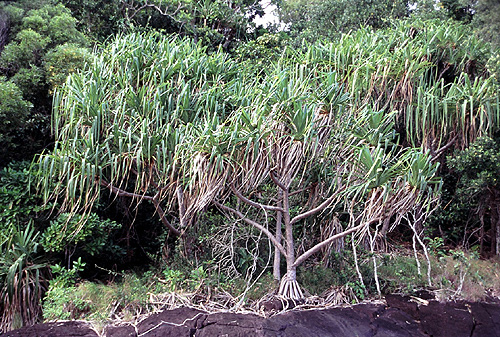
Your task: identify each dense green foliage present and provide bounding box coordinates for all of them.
[278,0,500,51]
[278,0,408,42]
[0,161,122,330]
[0,162,52,235]
[437,136,500,254]
[0,1,89,163]
[42,213,122,257]
[62,0,265,48]
[473,0,500,48]
[0,81,31,164]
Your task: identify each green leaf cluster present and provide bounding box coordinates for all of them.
[0,162,49,233]
[0,224,47,331]
[0,1,89,163]
[448,136,500,196]
[42,213,121,257]
[279,0,408,43]
[0,82,32,161]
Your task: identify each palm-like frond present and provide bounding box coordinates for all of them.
[0,225,47,332]
[36,32,240,233]
[302,19,500,153]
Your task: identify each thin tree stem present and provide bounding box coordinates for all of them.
[290,187,344,226]
[274,190,283,281]
[282,178,296,280]
[176,186,187,228]
[293,221,371,268]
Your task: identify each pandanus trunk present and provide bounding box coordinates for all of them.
[278,185,304,299]
[273,190,283,281]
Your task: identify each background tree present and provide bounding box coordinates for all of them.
[473,0,500,48]
[119,0,265,50]
[277,0,408,43]
[0,1,89,164]
[0,12,8,52]
[444,136,500,255]
[60,0,123,42]
[0,79,32,165]
[60,0,265,49]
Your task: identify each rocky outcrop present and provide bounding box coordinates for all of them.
[1,321,98,337]
[3,295,500,337]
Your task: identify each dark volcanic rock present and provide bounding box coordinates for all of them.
[136,307,205,337]
[4,295,500,337]
[196,312,266,337]
[385,294,419,319]
[373,307,426,337]
[1,321,98,337]
[104,324,136,337]
[469,302,500,337]
[420,301,474,337]
[268,306,374,337]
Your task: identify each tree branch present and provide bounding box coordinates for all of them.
[292,220,377,268]
[434,135,458,159]
[214,200,287,258]
[270,170,287,191]
[122,0,185,23]
[230,183,285,213]
[152,199,181,236]
[99,179,154,201]
[290,187,344,226]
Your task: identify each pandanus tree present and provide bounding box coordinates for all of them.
[38,31,441,300]
[36,32,240,239]
[188,63,441,299]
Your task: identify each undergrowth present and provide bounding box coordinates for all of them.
[378,250,500,301]
[41,247,500,328]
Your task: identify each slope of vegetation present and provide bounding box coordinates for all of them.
[1,0,500,332]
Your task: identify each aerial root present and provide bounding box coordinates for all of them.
[278,275,304,300]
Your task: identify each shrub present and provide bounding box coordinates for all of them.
[10,67,45,101]
[378,254,428,294]
[43,258,87,321]
[43,43,90,94]
[42,212,122,258]
[0,81,31,161]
